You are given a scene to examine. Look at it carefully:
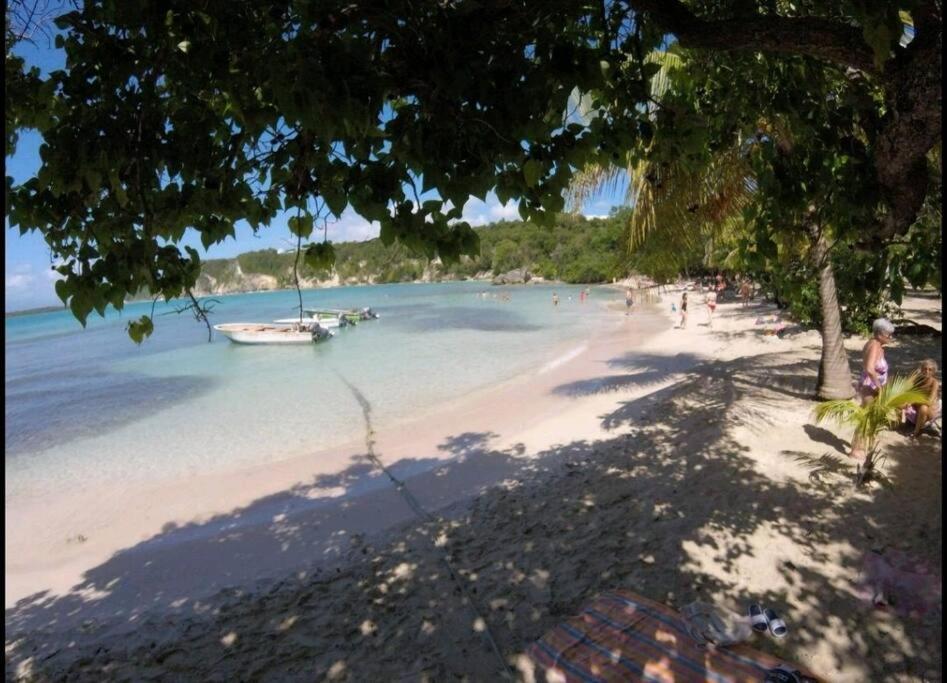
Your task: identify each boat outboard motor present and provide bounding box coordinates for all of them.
[310,323,331,342]
[361,307,378,319]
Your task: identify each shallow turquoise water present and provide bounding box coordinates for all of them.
[6,282,622,499]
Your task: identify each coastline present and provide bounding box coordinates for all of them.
[5,298,669,615]
[6,293,941,682]
[5,276,597,318]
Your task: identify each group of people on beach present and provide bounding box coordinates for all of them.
[853,318,941,455]
[552,288,592,308]
[672,274,734,329]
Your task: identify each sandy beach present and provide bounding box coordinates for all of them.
[5,290,942,682]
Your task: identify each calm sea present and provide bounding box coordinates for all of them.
[6,281,622,501]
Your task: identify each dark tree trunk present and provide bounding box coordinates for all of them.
[810,228,854,399]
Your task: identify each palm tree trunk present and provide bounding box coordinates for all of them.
[810,227,854,400]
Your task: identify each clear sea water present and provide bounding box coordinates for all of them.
[6,282,622,501]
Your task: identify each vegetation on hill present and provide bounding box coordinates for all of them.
[195,213,631,291]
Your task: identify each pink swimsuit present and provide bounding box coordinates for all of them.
[860,356,888,392]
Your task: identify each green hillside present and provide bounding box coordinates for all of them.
[197,212,633,291]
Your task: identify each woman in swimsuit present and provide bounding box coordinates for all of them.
[705,290,717,326]
[851,318,894,459]
[905,359,940,438]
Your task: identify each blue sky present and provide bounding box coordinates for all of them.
[5,29,626,312]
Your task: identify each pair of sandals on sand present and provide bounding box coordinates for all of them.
[681,602,788,647]
[749,603,788,638]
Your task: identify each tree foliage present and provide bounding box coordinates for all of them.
[5,0,941,341]
[576,38,941,334]
[180,213,628,293]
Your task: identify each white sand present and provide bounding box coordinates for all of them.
[5,291,942,682]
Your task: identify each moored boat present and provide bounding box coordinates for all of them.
[272,313,344,329]
[305,307,379,321]
[214,322,333,345]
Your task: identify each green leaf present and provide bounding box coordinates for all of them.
[379,220,395,246]
[55,278,70,304]
[862,19,894,69]
[304,242,336,271]
[287,214,313,238]
[321,187,347,218]
[641,62,662,80]
[127,315,154,345]
[69,288,93,326]
[496,184,512,206]
[523,160,543,188]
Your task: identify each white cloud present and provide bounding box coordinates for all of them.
[488,200,520,221]
[328,209,380,243]
[461,193,520,227]
[322,190,608,239]
[5,263,35,289]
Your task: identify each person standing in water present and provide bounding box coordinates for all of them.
[625,288,634,315]
[552,292,559,307]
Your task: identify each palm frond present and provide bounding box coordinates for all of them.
[564,162,628,213]
[565,47,762,261]
[626,142,754,250]
[875,372,929,411]
[645,49,684,102]
[814,372,931,453]
[564,49,684,214]
[813,399,859,426]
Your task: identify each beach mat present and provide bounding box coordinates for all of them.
[527,590,818,682]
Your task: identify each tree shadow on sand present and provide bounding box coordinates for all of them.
[5,343,942,682]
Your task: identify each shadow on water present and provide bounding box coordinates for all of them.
[5,337,942,681]
[5,372,216,457]
[390,306,542,333]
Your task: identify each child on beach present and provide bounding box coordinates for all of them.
[679,292,688,328]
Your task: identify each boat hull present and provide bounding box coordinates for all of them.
[273,316,341,328]
[214,323,331,345]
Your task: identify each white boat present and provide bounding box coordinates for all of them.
[272,314,343,329]
[306,307,379,322]
[214,322,333,345]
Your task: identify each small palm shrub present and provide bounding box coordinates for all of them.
[814,373,930,486]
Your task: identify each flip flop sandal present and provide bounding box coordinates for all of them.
[764,607,788,638]
[748,603,768,633]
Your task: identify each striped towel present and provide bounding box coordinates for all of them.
[527,590,818,682]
